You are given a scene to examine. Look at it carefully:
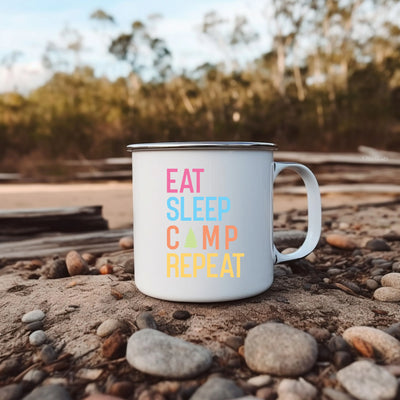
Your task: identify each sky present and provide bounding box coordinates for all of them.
[0,0,269,94]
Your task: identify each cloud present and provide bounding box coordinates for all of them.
[0,61,52,94]
[0,0,271,93]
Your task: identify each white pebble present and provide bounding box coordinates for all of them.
[247,374,272,387]
[277,378,317,400]
[374,287,400,302]
[21,310,45,323]
[337,360,398,400]
[96,319,124,337]
[29,330,47,346]
[381,273,400,289]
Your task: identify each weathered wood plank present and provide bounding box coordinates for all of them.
[0,205,108,237]
[0,228,132,263]
[275,151,400,166]
[275,184,400,195]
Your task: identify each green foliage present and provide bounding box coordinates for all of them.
[1,1,400,174]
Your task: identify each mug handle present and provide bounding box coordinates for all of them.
[273,162,321,264]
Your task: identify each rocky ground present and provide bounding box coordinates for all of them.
[1,199,400,400]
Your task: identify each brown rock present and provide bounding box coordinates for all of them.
[99,264,114,275]
[119,236,133,250]
[350,337,375,358]
[65,250,89,276]
[102,331,127,359]
[82,253,97,265]
[326,234,357,250]
[108,381,135,398]
[84,395,125,400]
[343,326,400,363]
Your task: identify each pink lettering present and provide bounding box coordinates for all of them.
[167,169,178,193]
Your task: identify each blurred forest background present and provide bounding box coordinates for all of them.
[1,0,400,176]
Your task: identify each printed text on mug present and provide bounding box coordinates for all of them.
[166,168,244,278]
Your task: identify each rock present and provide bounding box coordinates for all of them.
[99,264,113,275]
[339,222,350,230]
[327,268,342,276]
[136,311,157,330]
[43,377,68,386]
[247,375,272,387]
[244,322,318,376]
[305,252,317,263]
[322,387,356,400]
[326,234,357,250]
[102,331,127,359]
[307,327,330,342]
[277,378,317,400]
[151,381,180,395]
[22,368,47,384]
[96,319,124,337]
[29,330,47,346]
[374,287,400,302]
[381,273,400,289]
[274,265,293,276]
[365,239,391,251]
[0,357,21,377]
[366,279,379,290]
[65,250,89,276]
[333,351,353,370]
[76,368,104,380]
[225,336,244,351]
[281,248,297,254]
[274,230,307,248]
[119,236,133,250]
[343,326,400,363]
[25,320,44,332]
[337,360,398,400]
[392,261,400,272]
[172,310,191,320]
[84,395,124,400]
[255,387,275,400]
[82,253,97,265]
[385,322,400,341]
[21,309,45,323]
[22,385,72,400]
[40,344,57,364]
[107,381,135,398]
[0,383,24,400]
[189,377,244,400]
[384,364,400,376]
[383,231,400,241]
[126,329,212,378]
[46,259,69,279]
[233,397,258,400]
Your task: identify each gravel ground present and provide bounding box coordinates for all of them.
[1,199,400,400]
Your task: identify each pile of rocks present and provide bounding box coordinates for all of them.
[1,201,400,400]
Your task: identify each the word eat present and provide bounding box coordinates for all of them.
[167,168,204,193]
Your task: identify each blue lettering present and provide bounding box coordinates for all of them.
[167,197,179,221]
[193,197,204,221]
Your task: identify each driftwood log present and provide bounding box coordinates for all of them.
[0,228,131,264]
[0,205,108,239]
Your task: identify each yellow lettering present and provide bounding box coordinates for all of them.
[207,253,218,277]
[220,253,234,277]
[232,253,244,278]
[167,253,179,277]
[180,253,192,277]
[193,253,205,277]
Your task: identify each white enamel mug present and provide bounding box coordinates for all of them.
[127,142,321,302]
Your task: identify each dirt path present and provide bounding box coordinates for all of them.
[0,182,398,229]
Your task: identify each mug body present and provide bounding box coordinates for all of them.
[129,142,277,302]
